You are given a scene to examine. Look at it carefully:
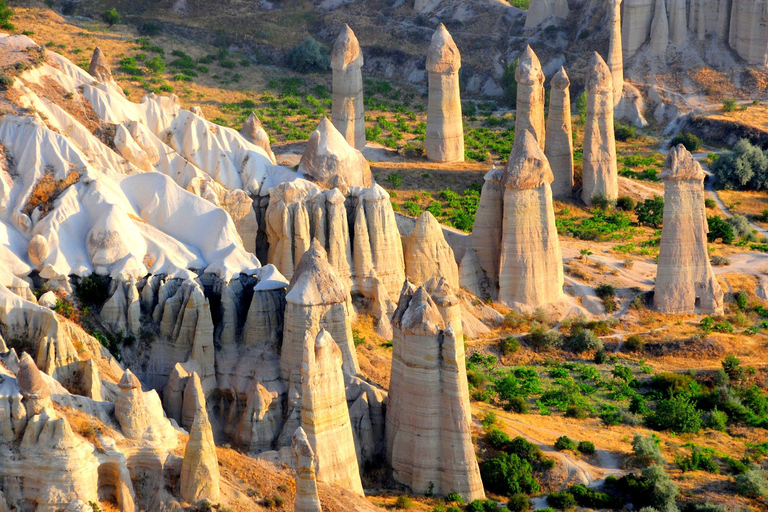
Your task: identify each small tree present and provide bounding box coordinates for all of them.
[722,99,737,112]
[706,216,734,244]
[648,394,702,433]
[669,132,702,152]
[145,55,166,74]
[576,91,588,123]
[632,433,664,466]
[102,8,120,27]
[635,195,664,227]
[735,469,768,498]
[501,59,518,108]
[0,1,14,31]
[287,37,330,73]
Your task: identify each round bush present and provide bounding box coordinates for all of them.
[735,470,768,498]
[704,197,717,209]
[102,7,120,26]
[287,37,330,73]
[616,196,635,211]
[669,132,702,152]
[568,328,602,354]
[480,452,540,497]
[577,441,596,455]
[615,122,636,141]
[504,396,529,414]
[624,335,645,353]
[648,395,702,433]
[546,491,577,510]
[507,494,530,512]
[594,348,607,364]
[554,436,576,451]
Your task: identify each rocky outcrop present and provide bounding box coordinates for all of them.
[582,53,618,206]
[88,47,122,94]
[654,145,724,315]
[729,0,768,66]
[608,0,624,106]
[545,68,573,198]
[622,0,654,58]
[470,168,504,298]
[403,211,460,289]
[298,117,372,188]
[292,427,323,512]
[386,284,484,502]
[498,130,563,310]
[301,329,363,495]
[425,24,464,163]
[650,0,670,53]
[514,46,546,150]
[180,396,220,505]
[331,25,365,150]
[241,112,277,164]
[115,369,177,444]
[525,0,553,28]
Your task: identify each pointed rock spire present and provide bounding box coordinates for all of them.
[425,24,464,162]
[545,67,574,197]
[241,112,277,164]
[88,47,113,83]
[298,117,372,188]
[180,399,220,504]
[403,211,460,289]
[331,25,365,150]
[292,427,323,512]
[515,46,546,150]
[17,352,50,401]
[650,0,669,53]
[608,0,624,106]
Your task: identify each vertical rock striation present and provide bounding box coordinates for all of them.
[514,46,546,150]
[582,53,618,206]
[729,0,768,66]
[471,167,504,297]
[650,0,670,53]
[669,0,688,45]
[545,67,574,198]
[292,427,322,512]
[654,145,724,315]
[622,0,655,58]
[386,285,485,501]
[498,130,564,310]
[425,24,464,163]
[331,25,366,150]
[180,398,221,505]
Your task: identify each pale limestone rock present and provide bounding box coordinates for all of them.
[241,112,277,164]
[545,68,574,198]
[403,211,460,289]
[180,400,220,504]
[552,0,569,17]
[471,167,504,297]
[608,0,624,106]
[622,0,655,58]
[729,0,768,66]
[650,0,670,53]
[514,46,546,150]
[28,233,49,269]
[282,240,359,383]
[458,247,484,297]
[351,199,375,296]
[182,371,205,432]
[331,25,365,150]
[294,200,312,266]
[387,286,484,501]
[18,352,51,417]
[88,47,113,85]
[163,362,190,425]
[669,0,688,45]
[115,368,177,444]
[499,131,564,310]
[363,184,405,299]
[525,0,553,29]
[654,145,724,315]
[81,357,102,401]
[582,53,618,206]
[292,427,322,512]
[299,117,372,188]
[190,106,204,117]
[615,82,649,128]
[300,329,363,495]
[221,188,259,256]
[38,290,57,309]
[425,24,464,163]
[371,275,394,339]
[325,188,353,287]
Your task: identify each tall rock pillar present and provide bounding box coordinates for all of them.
[622,0,655,59]
[650,0,670,53]
[545,67,574,198]
[514,46,546,150]
[292,427,323,512]
[331,25,366,150]
[669,0,688,45]
[608,0,624,106]
[729,0,768,66]
[425,24,464,162]
[654,145,724,315]
[582,53,618,206]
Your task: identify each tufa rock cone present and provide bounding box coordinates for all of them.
[88,47,113,83]
[425,24,464,162]
[241,112,277,164]
[298,117,372,188]
[403,211,460,289]
[180,401,221,504]
[331,25,366,150]
[544,67,574,197]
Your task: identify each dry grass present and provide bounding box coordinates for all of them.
[717,189,768,227]
[22,168,81,218]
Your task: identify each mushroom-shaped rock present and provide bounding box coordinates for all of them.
[499,130,564,310]
[582,53,618,206]
[386,286,485,501]
[544,67,573,198]
[300,329,364,495]
[654,145,724,315]
[514,46,546,150]
[180,403,220,504]
[331,25,365,150]
[404,211,460,289]
[241,112,277,164]
[298,117,372,188]
[292,427,322,512]
[425,24,464,163]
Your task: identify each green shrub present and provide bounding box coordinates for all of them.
[707,215,735,243]
[591,193,613,210]
[594,348,607,364]
[624,335,645,352]
[102,7,120,26]
[76,274,110,306]
[704,197,716,208]
[286,37,330,73]
[466,500,498,512]
[734,469,767,498]
[0,1,14,30]
[726,214,752,239]
[386,172,403,189]
[145,55,166,74]
[577,441,595,455]
[480,452,540,497]
[576,91,587,123]
[526,325,563,351]
[616,196,635,211]
[669,133,702,152]
[502,337,520,355]
[615,122,636,141]
[501,59,518,108]
[567,328,602,354]
[711,138,768,191]
[568,484,612,508]
[722,99,737,112]
[648,394,702,433]
[635,196,664,227]
[504,396,529,414]
[633,434,664,466]
[677,447,719,473]
[138,21,161,36]
[642,464,679,512]
[507,436,543,465]
[565,404,591,419]
[546,491,576,510]
[444,492,464,504]
[554,436,576,451]
[650,372,698,396]
[395,496,412,509]
[486,427,512,450]
[507,493,530,512]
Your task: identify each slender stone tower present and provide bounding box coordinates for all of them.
[608,0,624,106]
[292,427,322,512]
[582,53,618,206]
[331,25,366,150]
[668,0,688,45]
[654,145,724,315]
[471,167,504,298]
[545,67,574,198]
[729,0,768,66]
[425,24,464,162]
[622,0,654,59]
[650,0,670,53]
[499,130,563,310]
[514,46,546,150]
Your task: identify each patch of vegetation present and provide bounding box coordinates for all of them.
[480,451,540,497]
[0,1,14,31]
[635,196,664,227]
[102,8,120,27]
[287,37,330,73]
[706,216,734,244]
[669,132,702,151]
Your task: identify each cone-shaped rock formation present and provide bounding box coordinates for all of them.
[403,211,459,289]
[331,25,366,150]
[514,46,546,150]
[545,67,573,198]
[298,117,372,188]
[425,24,464,162]
[608,0,624,106]
[180,398,221,504]
[292,426,323,512]
[241,112,277,164]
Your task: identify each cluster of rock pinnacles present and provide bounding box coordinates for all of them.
[0,5,730,511]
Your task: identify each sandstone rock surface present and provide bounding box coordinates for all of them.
[180,397,221,505]
[654,145,724,315]
[729,0,768,65]
[608,0,624,106]
[331,25,365,150]
[514,46,546,150]
[650,0,670,53]
[471,167,504,298]
[545,68,573,198]
[241,112,277,164]
[298,117,372,188]
[622,0,654,58]
[669,0,688,45]
[425,24,464,163]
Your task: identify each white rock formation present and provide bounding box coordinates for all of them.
[650,0,670,53]
[498,130,564,310]
[292,427,323,512]
[515,46,546,150]
[525,0,553,28]
[298,117,372,188]
[425,24,464,163]
[582,53,618,206]
[180,397,221,504]
[470,168,504,298]
[331,25,365,150]
[669,0,688,45]
[545,67,574,198]
[608,0,624,106]
[622,0,655,58]
[403,211,460,289]
[729,0,768,66]
[386,284,484,501]
[300,329,364,495]
[654,145,724,315]
[241,112,277,164]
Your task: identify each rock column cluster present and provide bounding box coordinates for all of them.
[331,25,366,150]
[514,46,546,150]
[425,24,464,162]
[544,67,574,198]
[386,282,485,502]
[582,53,618,206]
[654,145,724,315]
